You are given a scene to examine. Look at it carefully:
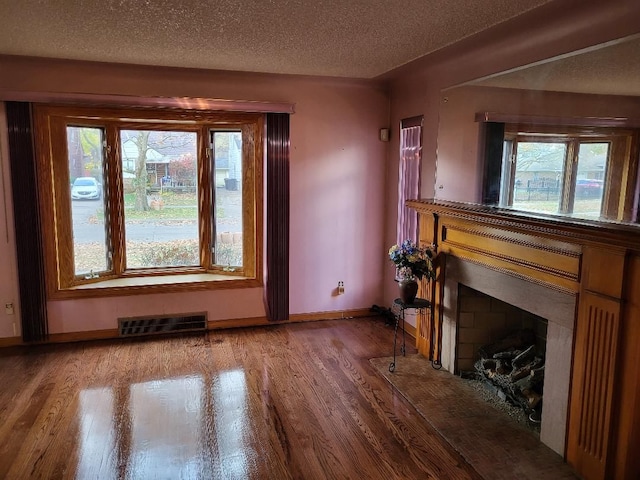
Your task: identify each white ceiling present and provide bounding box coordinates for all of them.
[0,0,551,78]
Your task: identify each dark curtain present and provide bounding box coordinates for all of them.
[481,122,506,205]
[265,113,290,321]
[6,102,48,342]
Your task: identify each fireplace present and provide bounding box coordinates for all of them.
[456,285,549,428]
[440,256,575,455]
[408,199,640,480]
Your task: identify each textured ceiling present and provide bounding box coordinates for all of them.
[0,0,551,78]
[471,36,640,97]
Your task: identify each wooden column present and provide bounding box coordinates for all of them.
[567,247,625,479]
[416,211,439,360]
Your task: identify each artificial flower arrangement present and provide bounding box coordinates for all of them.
[388,240,436,281]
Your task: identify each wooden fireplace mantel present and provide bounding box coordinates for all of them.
[407,199,640,480]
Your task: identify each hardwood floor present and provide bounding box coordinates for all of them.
[0,318,480,479]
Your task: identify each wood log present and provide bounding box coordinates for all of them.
[511,366,532,381]
[521,388,542,409]
[478,329,536,359]
[512,344,536,369]
[493,349,519,359]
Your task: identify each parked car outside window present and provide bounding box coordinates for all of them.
[575,178,603,197]
[71,177,101,200]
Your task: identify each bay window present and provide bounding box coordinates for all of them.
[497,124,638,222]
[34,105,263,297]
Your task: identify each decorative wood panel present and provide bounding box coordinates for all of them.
[416,212,437,358]
[567,292,621,480]
[612,254,640,479]
[439,218,581,293]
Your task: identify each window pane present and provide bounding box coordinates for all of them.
[512,142,566,214]
[213,131,243,267]
[573,143,608,219]
[120,130,199,269]
[67,126,109,277]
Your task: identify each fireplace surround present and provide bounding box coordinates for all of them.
[408,199,640,480]
[441,256,574,455]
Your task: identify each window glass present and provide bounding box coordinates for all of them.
[120,130,199,269]
[574,142,609,219]
[512,141,566,214]
[213,131,243,268]
[397,124,422,244]
[67,126,109,277]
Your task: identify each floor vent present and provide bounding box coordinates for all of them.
[118,313,207,337]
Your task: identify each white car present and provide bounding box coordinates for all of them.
[71,177,101,200]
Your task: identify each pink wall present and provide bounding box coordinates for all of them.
[0,57,389,336]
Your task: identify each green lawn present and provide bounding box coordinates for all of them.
[513,198,603,219]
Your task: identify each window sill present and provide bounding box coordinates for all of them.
[51,273,261,300]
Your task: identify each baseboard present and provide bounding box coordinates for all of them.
[208,308,373,330]
[290,308,372,322]
[0,308,378,347]
[403,321,417,340]
[0,336,22,347]
[47,329,119,344]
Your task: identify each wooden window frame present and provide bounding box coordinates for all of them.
[33,104,263,299]
[503,124,639,221]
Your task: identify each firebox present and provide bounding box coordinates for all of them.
[456,285,548,425]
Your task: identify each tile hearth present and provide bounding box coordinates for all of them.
[370,353,578,480]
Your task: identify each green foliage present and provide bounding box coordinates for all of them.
[134,240,199,267]
[216,242,242,267]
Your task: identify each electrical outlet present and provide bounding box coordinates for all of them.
[337,281,345,295]
[5,303,14,315]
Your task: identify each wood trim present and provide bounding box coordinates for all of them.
[1,90,295,114]
[407,199,640,250]
[403,320,417,341]
[612,254,640,479]
[401,115,423,129]
[46,329,120,344]
[208,309,377,330]
[0,337,22,347]
[476,112,640,129]
[209,308,373,330]
[567,292,621,479]
[290,308,372,322]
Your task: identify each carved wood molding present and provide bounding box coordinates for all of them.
[439,249,578,296]
[443,224,581,257]
[408,199,640,250]
[442,224,581,283]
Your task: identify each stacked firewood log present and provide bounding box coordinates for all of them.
[474,330,545,411]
